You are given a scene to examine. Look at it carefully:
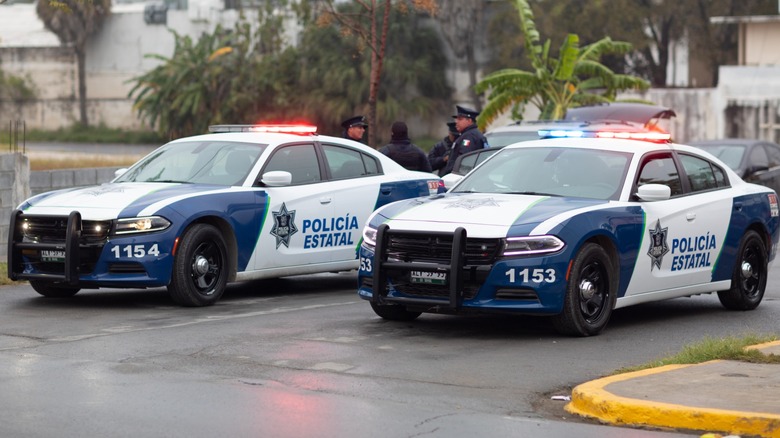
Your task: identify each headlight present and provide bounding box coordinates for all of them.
[502,235,564,256]
[113,216,171,235]
[362,224,378,248]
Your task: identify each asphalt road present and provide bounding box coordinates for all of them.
[1,268,778,437]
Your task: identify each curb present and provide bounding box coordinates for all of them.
[565,360,780,437]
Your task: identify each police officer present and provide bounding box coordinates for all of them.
[441,105,489,176]
[428,121,458,176]
[379,121,432,172]
[341,115,368,143]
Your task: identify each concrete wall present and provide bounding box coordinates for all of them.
[0,152,30,262]
[0,157,120,262]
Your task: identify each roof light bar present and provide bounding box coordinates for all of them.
[539,129,671,143]
[208,124,318,134]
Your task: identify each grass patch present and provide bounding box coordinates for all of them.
[614,334,780,375]
[0,262,24,286]
[1,124,165,146]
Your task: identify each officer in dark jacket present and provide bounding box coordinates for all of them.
[379,121,432,172]
[428,121,459,176]
[341,115,368,143]
[441,105,489,176]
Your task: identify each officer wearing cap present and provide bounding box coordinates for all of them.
[441,105,489,176]
[341,115,368,143]
[428,121,459,176]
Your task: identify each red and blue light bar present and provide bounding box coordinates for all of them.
[538,129,671,143]
[209,124,318,135]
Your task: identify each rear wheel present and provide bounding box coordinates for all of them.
[551,243,616,337]
[370,302,422,321]
[168,224,229,307]
[30,280,80,298]
[718,230,767,310]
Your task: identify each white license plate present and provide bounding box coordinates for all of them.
[410,270,447,285]
[40,250,66,262]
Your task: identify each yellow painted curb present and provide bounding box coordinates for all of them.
[565,361,780,437]
[745,339,780,352]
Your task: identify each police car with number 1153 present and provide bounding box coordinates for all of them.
[8,124,444,306]
[358,134,779,336]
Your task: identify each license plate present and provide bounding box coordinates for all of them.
[410,270,447,285]
[40,250,66,262]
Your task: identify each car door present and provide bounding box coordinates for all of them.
[251,143,335,270]
[317,143,388,261]
[760,142,780,194]
[624,152,732,297]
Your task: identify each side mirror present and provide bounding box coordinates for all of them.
[745,165,769,177]
[261,171,293,187]
[636,184,671,201]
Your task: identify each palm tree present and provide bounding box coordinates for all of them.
[37,0,111,126]
[475,0,649,129]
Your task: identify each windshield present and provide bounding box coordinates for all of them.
[114,141,267,186]
[452,147,632,200]
[691,144,745,170]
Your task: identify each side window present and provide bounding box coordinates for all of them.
[362,153,380,175]
[263,144,321,185]
[679,154,719,192]
[748,145,769,169]
[637,154,683,196]
[457,152,480,174]
[323,144,367,180]
[764,144,780,168]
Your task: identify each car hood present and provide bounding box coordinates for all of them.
[373,193,609,237]
[19,182,241,220]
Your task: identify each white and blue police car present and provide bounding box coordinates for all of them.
[357,134,780,336]
[8,125,444,306]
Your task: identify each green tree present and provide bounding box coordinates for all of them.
[475,0,649,128]
[36,0,111,126]
[129,25,252,138]
[296,6,451,141]
[316,0,437,147]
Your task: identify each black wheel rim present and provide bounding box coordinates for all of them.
[189,240,222,296]
[577,259,608,323]
[739,241,764,299]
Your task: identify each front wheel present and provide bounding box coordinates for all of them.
[30,280,80,298]
[370,302,422,321]
[718,230,767,310]
[551,243,617,337]
[168,224,229,307]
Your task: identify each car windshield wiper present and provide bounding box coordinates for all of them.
[507,191,559,197]
[144,179,192,184]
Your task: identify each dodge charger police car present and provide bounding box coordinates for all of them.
[357,135,779,336]
[8,125,443,306]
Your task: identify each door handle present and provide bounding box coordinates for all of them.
[734,201,743,211]
[319,196,332,204]
[381,187,392,195]
[686,212,696,221]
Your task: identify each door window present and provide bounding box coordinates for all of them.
[264,144,321,184]
[637,154,682,196]
[679,154,724,192]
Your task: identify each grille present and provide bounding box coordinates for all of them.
[388,277,481,300]
[21,217,111,244]
[385,233,502,265]
[16,215,111,275]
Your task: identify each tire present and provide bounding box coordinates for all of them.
[370,302,422,321]
[718,230,767,310]
[30,280,80,298]
[168,224,229,307]
[551,243,617,337]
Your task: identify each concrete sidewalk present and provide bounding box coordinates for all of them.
[566,340,780,437]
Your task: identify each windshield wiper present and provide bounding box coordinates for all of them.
[507,191,558,197]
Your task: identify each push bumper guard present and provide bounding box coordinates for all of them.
[371,223,466,310]
[7,209,82,285]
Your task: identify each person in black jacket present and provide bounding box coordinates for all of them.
[379,121,432,172]
[441,105,489,176]
[428,121,459,176]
